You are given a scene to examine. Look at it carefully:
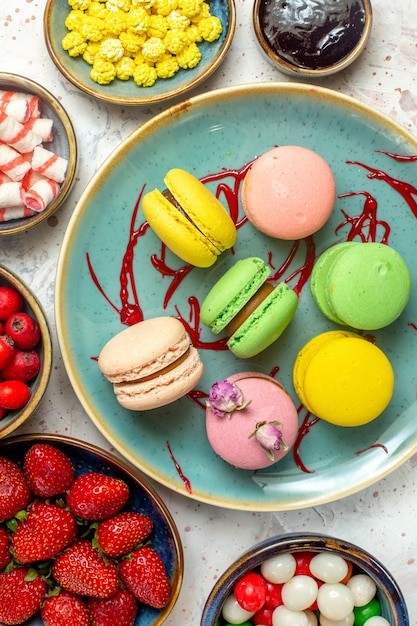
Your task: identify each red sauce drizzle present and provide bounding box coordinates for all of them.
[355,443,389,455]
[166,440,192,494]
[86,150,417,484]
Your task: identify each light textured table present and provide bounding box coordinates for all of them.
[2,1,417,622]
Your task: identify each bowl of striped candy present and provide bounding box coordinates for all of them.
[0,72,77,236]
[201,533,409,626]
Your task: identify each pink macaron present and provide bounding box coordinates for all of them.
[241,145,336,240]
[206,372,299,470]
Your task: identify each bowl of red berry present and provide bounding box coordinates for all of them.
[201,533,409,626]
[0,264,52,438]
[0,433,183,625]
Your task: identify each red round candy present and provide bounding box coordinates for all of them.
[234,572,267,612]
[264,580,283,609]
[253,607,273,626]
[294,551,315,576]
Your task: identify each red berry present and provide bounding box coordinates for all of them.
[88,589,138,626]
[0,526,11,570]
[119,546,171,609]
[23,442,75,498]
[41,591,90,626]
[234,571,267,612]
[0,335,15,370]
[12,500,77,563]
[96,511,153,558]
[0,379,31,410]
[0,407,6,420]
[0,567,47,625]
[1,348,40,382]
[67,472,129,521]
[52,539,119,599]
[5,312,40,349]
[0,456,31,522]
[0,286,23,321]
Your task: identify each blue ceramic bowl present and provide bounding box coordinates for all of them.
[0,265,52,439]
[201,533,409,626]
[0,73,77,236]
[43,0,236,106]
[0,433,183,626]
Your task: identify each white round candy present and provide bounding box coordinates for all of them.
[272,604,309,626]
[309,552,349,583]
[317,583,355,621]
[362,617,391,626]
[347,574,377,607]
[221,593,255,624]
[304,609,319,626]
[320,612,355,626]
[261,552,297,584]
[282,575,318,611]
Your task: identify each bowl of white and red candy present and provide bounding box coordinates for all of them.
[0,264,52,438]
[201,533,408,626]
[0,434,183,626]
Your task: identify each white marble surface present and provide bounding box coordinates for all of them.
[2,0,417,623]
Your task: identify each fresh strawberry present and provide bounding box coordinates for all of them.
[67,472,129,521]
[0,566,47,624]
[52,539,119,599]
[118,545,171,609]
[12,500,77,564]
[88,589,138,626]
[1,348,40,382]
[0,526,11,570]
[23,442,75,498]
[41,590,90,626]
[5,312,40,350]
[96,512,153,558]
[0,456,31,522]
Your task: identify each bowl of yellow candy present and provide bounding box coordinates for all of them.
[44,0,236,106]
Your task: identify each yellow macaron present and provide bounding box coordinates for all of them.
[293,331,394,427]
[142,168,237,268]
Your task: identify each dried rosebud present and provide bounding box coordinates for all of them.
[206,380,250,418]
[249,420,288,460]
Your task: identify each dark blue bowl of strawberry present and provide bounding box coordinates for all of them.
[0,264,52,438]
[0,433,183,625]
[201,533,408,626]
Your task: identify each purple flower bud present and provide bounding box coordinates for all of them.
[206,380,250,418]
[249,420,288,460]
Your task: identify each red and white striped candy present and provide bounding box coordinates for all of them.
[0,205,35,223]
[22,170,60,212]
[24,117,54,143]
[31,145,68,183]
[0,180,24,208]
[0,143,32,181]
[0,90,40,124]
[0,111,42,153]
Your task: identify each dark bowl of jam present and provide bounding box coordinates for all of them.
[253,0,373,77]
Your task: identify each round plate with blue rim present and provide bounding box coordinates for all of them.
[43,0,235,106]
[0,433,183,626]
[56,83,417,511]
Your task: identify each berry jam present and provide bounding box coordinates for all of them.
[257,0,368,70]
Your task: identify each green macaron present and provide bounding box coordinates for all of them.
[201,257,299,359]
[311,241,411,330]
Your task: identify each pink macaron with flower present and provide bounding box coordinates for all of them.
[205,372,299,470]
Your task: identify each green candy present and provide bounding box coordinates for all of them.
[354,597,381,626]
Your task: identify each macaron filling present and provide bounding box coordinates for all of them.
[226,282,274,336]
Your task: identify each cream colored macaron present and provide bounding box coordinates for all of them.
[98,316,204,410]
